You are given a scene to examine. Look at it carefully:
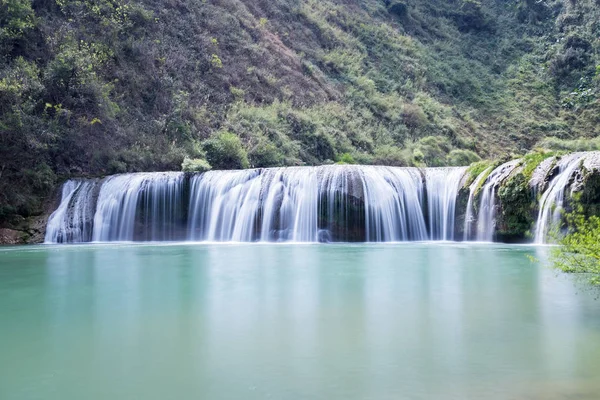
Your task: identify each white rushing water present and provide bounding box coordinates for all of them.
[93,172,185,242]
[46,166,468,243]
[45,180,99,243]
[462,166,492,241]
[475,160,519,242]
[45,181,80,243]
[425,168,467,241]
[534,153,587,244]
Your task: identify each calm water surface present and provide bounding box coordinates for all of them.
[0,243,599,400]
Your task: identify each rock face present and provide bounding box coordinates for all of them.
[530,157,556,194]
[0,229,25,245]
[0,216,49,245]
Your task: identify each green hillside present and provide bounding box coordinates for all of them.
[1,0,599,223]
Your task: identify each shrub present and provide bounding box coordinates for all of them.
[0,0,36,54]
[387,1,408,17]
[372,145,410,167]
[401,104,429,130]
[249,141,284,168]
[181,157,212,173]
[336,153,356,165]
[108,159,128,174]
[415,136,452,167]
[549,35,593,81]
[203,132,249,170]
[447,149,481,166]
[454,0,489,32]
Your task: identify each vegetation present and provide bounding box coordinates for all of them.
[203,132,250,170]
[1,0,600,225]
[465,160,495,187]
[551,208,600,287]
[181,157,211,173]
[537,136,600,152]
[519,150,557,181]
[497,172,534,241]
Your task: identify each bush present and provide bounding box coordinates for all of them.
[0,0,36,54]
[549,35,593,81]
[108,159,128,174]
[249,140,284,168]
[336,153,356,165]
[401,104,429,131]
[415,136,452,167]
[447,149,481,166]
[203,132,250,170]
[387,1,408,17]
[454,0,489,32]
[181,157,212,173]
[372,145,410,167]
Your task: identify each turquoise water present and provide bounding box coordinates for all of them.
[0,243,599,399]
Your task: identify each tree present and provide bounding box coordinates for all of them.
[551,208,600,286]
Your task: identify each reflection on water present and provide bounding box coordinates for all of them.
[0,243,599,400]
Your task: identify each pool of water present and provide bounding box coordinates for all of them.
[0,243,599,399]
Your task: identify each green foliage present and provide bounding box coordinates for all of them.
[336,153,356,165]
[414,136,452,167]
[549,35,593,80]
[467,160,494,184]
[210,54,223,69]
[181,157,212,173]
[447,149,481,167]
[520,150,556,180]
[551,208,600,287]
[497,173,534,240]
[249,140,285,168]
[387,1,408,17]
[0,0,35,54]
[454,0,489,32]
[515,0,553,24]
[561,77,597,110]
[537,137,600,153]
[203,132,249,170]
[372,145,410,167]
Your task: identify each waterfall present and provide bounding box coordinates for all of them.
[92,172,185,242]
[45,181,78,243]
[475,161,519,242]
[424,168,467,241]
[359,167,428,242]
[534,153,587,244]
[46,166,468,244]
[463,167,492,241]
[187,170,262,241]
[45,180,99,243]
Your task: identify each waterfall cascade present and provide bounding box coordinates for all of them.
[44,152,600,245]
[425,168,466,241]
[534,153,587,244]
[463,166,492,241]
[45,180,99,243]
[45,166,467,243]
